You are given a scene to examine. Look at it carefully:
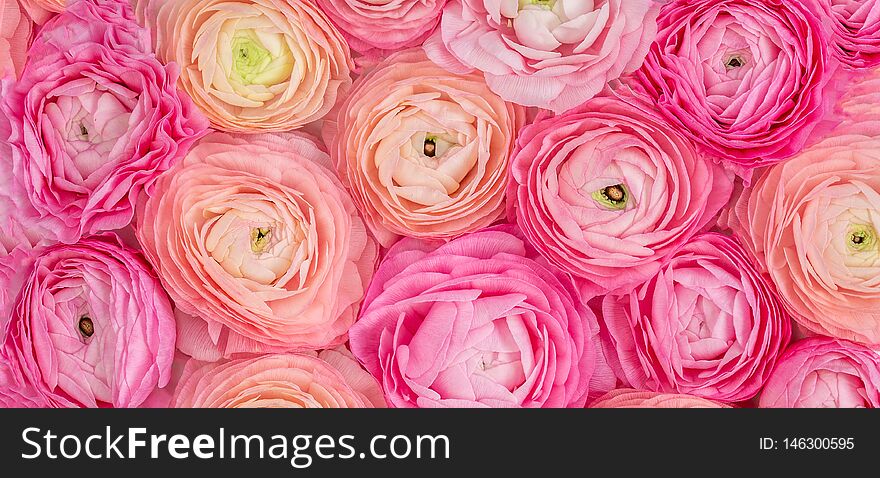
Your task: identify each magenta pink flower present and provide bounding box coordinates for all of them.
[634,0,839,171]
[316,0,447,57]
[1,234,176,408]
[590,389,729,408]
[423,0,659,113]
[0,0,209,244]
[600,233,791,402]
[816,0,880,69]
[508,95,732,296]
[759,338,880,408]
[349,225,614,408]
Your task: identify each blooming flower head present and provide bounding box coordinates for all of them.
[137,132,377,359]
[590,389,729,408]
[600,233,791,402]
[424,0,660,113]
[508,95,733,296]
[635,0,839,172]
[134,0,353,132]
[349,225,614,408]
[1,234,176,408]
[816,0,880,69]
[759,338,880,408]
[326,49,524,247]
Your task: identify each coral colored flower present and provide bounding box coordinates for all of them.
[349,225,614,408]
[600,233,791,402]
[0,0,209,244]
[326,49,524,247]
[634,0,839,171]
[16,0,55,24]
[1,234,176,408]
[171,349,386,408]
[315,0,446,56]
[134,0,353,132]
[759,338,880,408]
[137,132,377,359]
[508,95,732,296]
[728,132,880,346]
[423,0,659,113]
[816,0,880,69]
[590,389,729,408]
[0,0,33,77]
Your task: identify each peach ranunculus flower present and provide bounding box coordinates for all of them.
[590,389,729,408]
[172,348,386,408]
[133,0,353,132]
[16,0,55,24]
[0,0,32,77]
[423,0,660,113]
[728,131,880,346]
[324,49,525,247]
[136,132,378,359]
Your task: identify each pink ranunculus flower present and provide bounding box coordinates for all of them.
[349,225,615,408]
[728,132,880,346]
[0,0,33,77]
[816,0,880,69]
[315,0,447,57]
[634,0,839,172]
[137,132,378,359]
[423,0,659,113]
[326,49,524,247]
[0,0,209,244]
[0,233,176,408]
[508,95,733,296]
[589,389,729,408]
[600,232,791,402]
[759,338,880,408]
[171,348,386,408]
[134,0,353,133]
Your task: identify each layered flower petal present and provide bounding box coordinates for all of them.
[590,388,729,408]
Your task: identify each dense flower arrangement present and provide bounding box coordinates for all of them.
[1,0,879,408]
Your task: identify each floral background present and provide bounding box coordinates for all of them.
[1,0,879,409]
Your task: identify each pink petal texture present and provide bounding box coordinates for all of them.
[136,132,378,357]
[315,0,447,57]
[0,0,33,78]
[599,232,791,402]
[0,0,209,245]
[171,348,386,408]
[590,388,730,408]
[508,94,733,297]
[759,337,880,408]
[425,0,660,113]
[133,0,354,133]
[727,127,880,346]
[816,0,880,69]
[0,233,176,408]
[633,0,840,171]
[16,0,55,24]
[325,48,525,247]
[349,225,615,408]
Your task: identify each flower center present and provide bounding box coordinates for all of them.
[519,0,555,9]
[847,224,877,252]
[724,53,748,70]
[250,226,273,254]
[78,315,94,338]
[592,184,629,210]
[229,29,293,86]
[423,138,436,157]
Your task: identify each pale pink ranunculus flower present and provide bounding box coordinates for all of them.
[0,233,177,408]
[137,132,378,359]
[508,95,733,296]
[0,0,33,77]
[589,389,729,408]
[728,132,880,346]
[816,0,880,70]
[600,233,791,402]
[423,0,659,113]
[171,348,386,408]
[759,337,880,408]
[349,225,615,408]
[325,49,525,247]
[634,0,839,173]
[315,0,447,57]
[134,0,353,133]
[0,0,209,244]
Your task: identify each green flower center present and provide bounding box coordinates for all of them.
[250,227,273,254]
[592,184,629,210]
[847,224,877,252]
[519,0,555,8]
[229,30,293,86]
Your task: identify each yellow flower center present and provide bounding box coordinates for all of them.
[250,226,273,254]
[229,30,293,87]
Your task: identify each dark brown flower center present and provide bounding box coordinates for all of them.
[424,138,436,157]
[603,185,626,202]
[78,316,94,338]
